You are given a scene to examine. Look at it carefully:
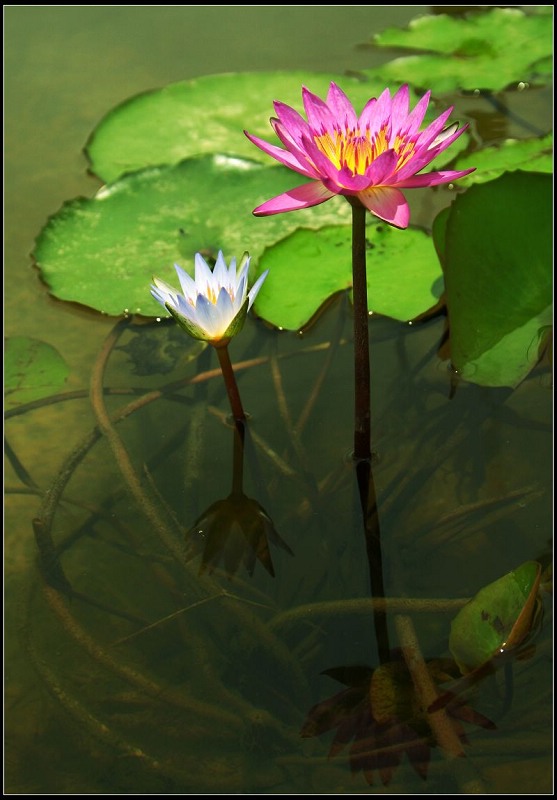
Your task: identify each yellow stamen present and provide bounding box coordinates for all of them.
[314,124,416,176]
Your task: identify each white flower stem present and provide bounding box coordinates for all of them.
[214,344,246,423]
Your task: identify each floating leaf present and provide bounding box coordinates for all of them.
[368,8,553,93]
[255,224,443,330]
[452,133,553,187]
[86,72,442,184]
[4,337,69,409]
[449,561,542,674]
[434,172,552,388]
[32,155,353,318]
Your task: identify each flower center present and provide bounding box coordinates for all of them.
[314,125,416,176]
[193,285,236,306]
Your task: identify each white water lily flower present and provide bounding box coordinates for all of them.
[151,251,268,346]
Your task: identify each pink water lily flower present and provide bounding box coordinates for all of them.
[245,83,475,229]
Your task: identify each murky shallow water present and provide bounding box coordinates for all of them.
[5,5,553,794]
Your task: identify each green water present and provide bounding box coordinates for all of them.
[5,5,553,794]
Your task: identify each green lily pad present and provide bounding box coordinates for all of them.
[452,133,553,187]
[368,7,553,93]
[434,171,552,388]
[4,337,69,409]
[32,154,354,318]
[255,224,443,330]
[86,70,468,184]
[450,561,542,674]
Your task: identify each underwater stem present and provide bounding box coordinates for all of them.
[231,419,246,495]
[215,344,246,422]
[357,457,390,664]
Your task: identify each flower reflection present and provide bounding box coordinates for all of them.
[301,654,495,786]
[186,491,292,578]
[185,422,293,578]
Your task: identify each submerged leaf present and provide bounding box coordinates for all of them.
[4,337,69,409]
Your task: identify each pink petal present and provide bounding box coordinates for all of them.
[357,186,410,228]
[272,119,321,174]
[253,181,336,216]
[273,101,311,144]
[414,107,453,151]
[358,95,377,130]
[389,84,410,129]
[326,82,358,129]
[403,90,431,136]
[395,168,475,189]
[393,125,470,181]
[360,86,392,139]
[243,130,316,177]
[302,86,337,133]
[365,149,399,184]
[394,122,467,183]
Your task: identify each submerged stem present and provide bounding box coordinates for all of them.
[230,420,246,495]
[356,457,390,664]
[215,344,246,422]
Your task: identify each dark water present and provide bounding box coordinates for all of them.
[5,6,553,794]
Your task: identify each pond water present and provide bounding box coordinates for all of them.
[5,5,553,795]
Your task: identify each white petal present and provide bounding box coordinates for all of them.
[193,294,218,336]
[194,252,214,295]
[213,251,229,286]
[215,287,236,331]
[247,270,269,309]
[174,264,197,301]
[236,270,248,305]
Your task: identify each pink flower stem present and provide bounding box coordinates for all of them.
[348,197,372,462]
[214,344,246,423]
[347,197,390,662]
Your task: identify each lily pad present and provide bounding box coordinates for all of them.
[368,8,553,93]
[5,337,69,409]
[32,154,353,318]
[449,561,542,674]
[434,171,552,388]
[452,133,553,187]
[86,70,468,183]
[255,224,443,330]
